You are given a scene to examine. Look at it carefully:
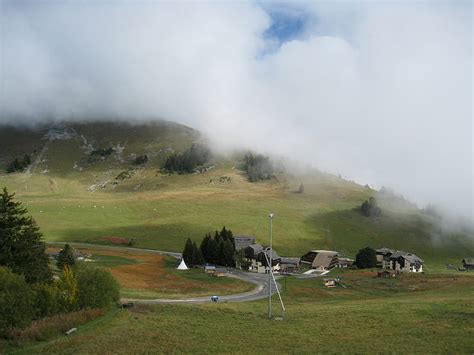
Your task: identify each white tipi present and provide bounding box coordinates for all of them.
[177,258,188,270]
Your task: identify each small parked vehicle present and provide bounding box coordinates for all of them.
[211,295,219,302]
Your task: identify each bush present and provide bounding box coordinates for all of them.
[355,247,377,269]
[32,283,61,319]
[0,267,35,334]
[6,308,105,343]
[76,264,119,309]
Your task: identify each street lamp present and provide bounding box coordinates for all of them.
[268,213,273,319]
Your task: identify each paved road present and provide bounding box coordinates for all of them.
[48,241,278,304]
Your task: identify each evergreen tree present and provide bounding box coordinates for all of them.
[200,233,212,262]
[298,183,304,193]
[182,238,194,266]
[223,239,235,267]
[0,187,52,283]
[191,241,205,266]
[207,238,218,264]
[57,244,76,270]
[216,238,225,266]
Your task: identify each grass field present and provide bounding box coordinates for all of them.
[47,246,254,299]
[4,271,473,354]
[2,163,473,270]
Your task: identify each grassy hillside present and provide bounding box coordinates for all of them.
[0,121,473,269]
[4,272,473,354]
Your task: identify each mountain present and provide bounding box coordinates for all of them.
[0,120,472,269]
[0,120,199,174]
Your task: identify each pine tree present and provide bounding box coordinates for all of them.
[182,238,194,266]
[0,187,52,283]
[191,241,205,266]
[57,244,76,270]
[207,238,218,264]
[200,233,212,262]
[223,239,235,267]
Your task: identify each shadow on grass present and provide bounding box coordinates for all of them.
[305,208,474,263]
[55,222,208,252]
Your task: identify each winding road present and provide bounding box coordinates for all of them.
[48,242,278,304]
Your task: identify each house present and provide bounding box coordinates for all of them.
[382,251,424,273]
[280,257,300,273]
[215,267,227,277]
[462,258,474,271]
[257,249,281,273]
[376,247,394,265]
[300,250,339,270]
[243,244,281,273]
[205,265,216,275]
[234,236,257,251]
[323,277,340,288]
[335,257,353,268]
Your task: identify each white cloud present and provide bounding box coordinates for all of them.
[0,1,472,219]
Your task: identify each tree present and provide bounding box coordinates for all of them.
[32,283,60,319]
[0,187,52,283]
[200,233,212,261]
[0,267,35,334]
[355,247,377,269]
[360,197,382,217]
[298,183,304,194]
[191,242,205,266]
[57,266,78,312]
[57,244,76,270]
[182,238,194,266]
[223,239,235,267]
[75,263,119,309]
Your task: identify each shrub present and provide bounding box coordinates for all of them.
[32,283,61,319]
[0,267,35,335]
[7,308,105,343]
[57,266,79,312]
[76,264,119,309]
[355,247,377,269]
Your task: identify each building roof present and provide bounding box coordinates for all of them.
[280,257,300,265]
[390,251,423,264]
[376,247,394,255]
[463,258,474,266]
[234,236,257,250]
[259,248,281,261]
[311,251,338,269]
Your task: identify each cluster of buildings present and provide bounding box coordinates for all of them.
[233,236,433,275]
[233,236,354,274]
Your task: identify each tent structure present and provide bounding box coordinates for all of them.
[177,258,188,270]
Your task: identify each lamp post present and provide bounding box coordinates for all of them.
[268,213,273,319]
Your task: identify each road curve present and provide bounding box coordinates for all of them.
[48,241,278,304]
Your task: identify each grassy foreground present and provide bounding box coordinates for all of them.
[6,272,473,354]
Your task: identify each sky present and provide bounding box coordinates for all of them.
[0,0,472,220]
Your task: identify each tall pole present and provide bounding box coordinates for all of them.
[268,213,273,319]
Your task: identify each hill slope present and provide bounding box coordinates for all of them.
[0,121,472,269]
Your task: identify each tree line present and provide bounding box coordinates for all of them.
[0,188,119,337]
[244,153,274,182]
[6,154,31,173]
[163,144,211,173]
[181,227,237,267]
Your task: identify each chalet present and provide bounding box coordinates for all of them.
[257,249,281,273]
[462,258,474,271]
[280,257,300,273]
[376,247,394,264]
[243,244,281,273]
[300,250,339,271]
[382,251,424,273]
[234,236,257,251]
[335,257,353,268]
[214,267,227,277]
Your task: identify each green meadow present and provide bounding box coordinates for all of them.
[5,272,473,354]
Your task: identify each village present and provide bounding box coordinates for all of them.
[180,235,474,289]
